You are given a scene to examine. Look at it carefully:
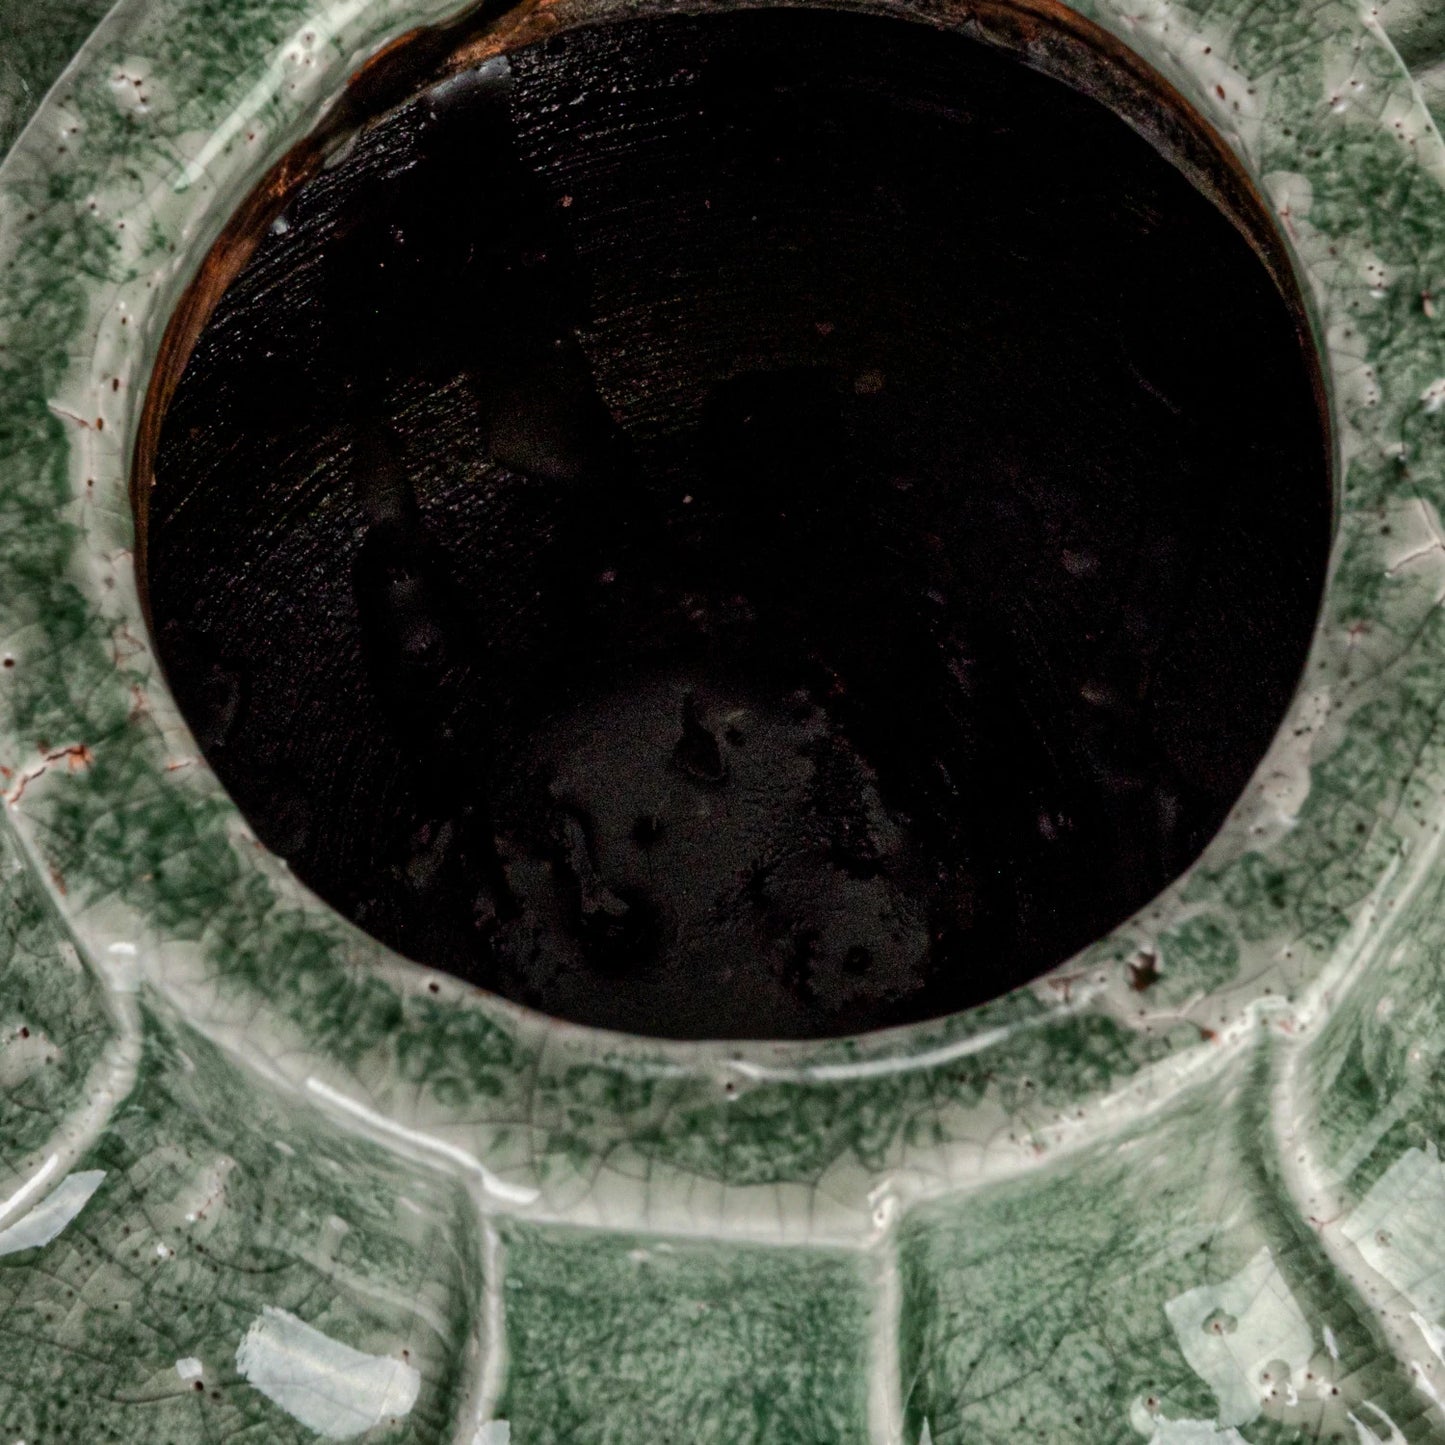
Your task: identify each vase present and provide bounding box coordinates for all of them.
[1,0,1444,1441]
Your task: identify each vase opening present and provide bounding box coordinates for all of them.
[136,0,1330,1040]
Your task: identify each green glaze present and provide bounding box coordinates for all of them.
[497,1223,874,1443]
[0,0,118,156]
[0,812,119,1178]
[900,1062,1426,1443]
[2,0,1445,1438]
[0,1010,479,1443]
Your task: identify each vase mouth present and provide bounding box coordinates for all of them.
[132,0,1332,1044]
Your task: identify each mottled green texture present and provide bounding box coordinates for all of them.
[1150,914,1241,1004]
[901,1071,1422,1444]
[0,818,114,1180]
[523,1002,1178,1196]
[0,0,118,156]
[0,1009,479,1443]
[498,1222,873,1444]
[2,0,1445,1439]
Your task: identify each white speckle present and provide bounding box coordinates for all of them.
[1164,1247,1312,1426]
[110,76,147,115]
[103,939,140,991]
[0,1170,105,1257]
[1324,1324,1340,1360]
[155,1242,174,1260]
[1149,1421,1248,1444]
[473,1423,510,1445]
[51,103,83,143]
[866,1179,899,1237]
[107,58,166,118]
[1130,1394,1162,1434]
[271,215,290,235]
[1342,1146,1445,1317]
[1263,170,1312,221]
[175,1357,203,1382]
[235,1306,420,1440]
[1422,379,1445,414]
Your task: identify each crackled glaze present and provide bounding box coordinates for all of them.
[3,0,1445,1439]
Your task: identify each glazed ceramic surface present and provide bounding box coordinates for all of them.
[3,0,1445,1441]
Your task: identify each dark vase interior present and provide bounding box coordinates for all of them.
[139,3,1330,1040]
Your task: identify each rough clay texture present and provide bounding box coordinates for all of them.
[2,0,1445,1441]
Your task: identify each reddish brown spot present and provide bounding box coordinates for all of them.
[1128,950,1160,990]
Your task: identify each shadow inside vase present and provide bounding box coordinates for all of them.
[139,3,1330,1040]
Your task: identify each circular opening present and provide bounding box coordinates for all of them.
[138,2,1330,1041]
